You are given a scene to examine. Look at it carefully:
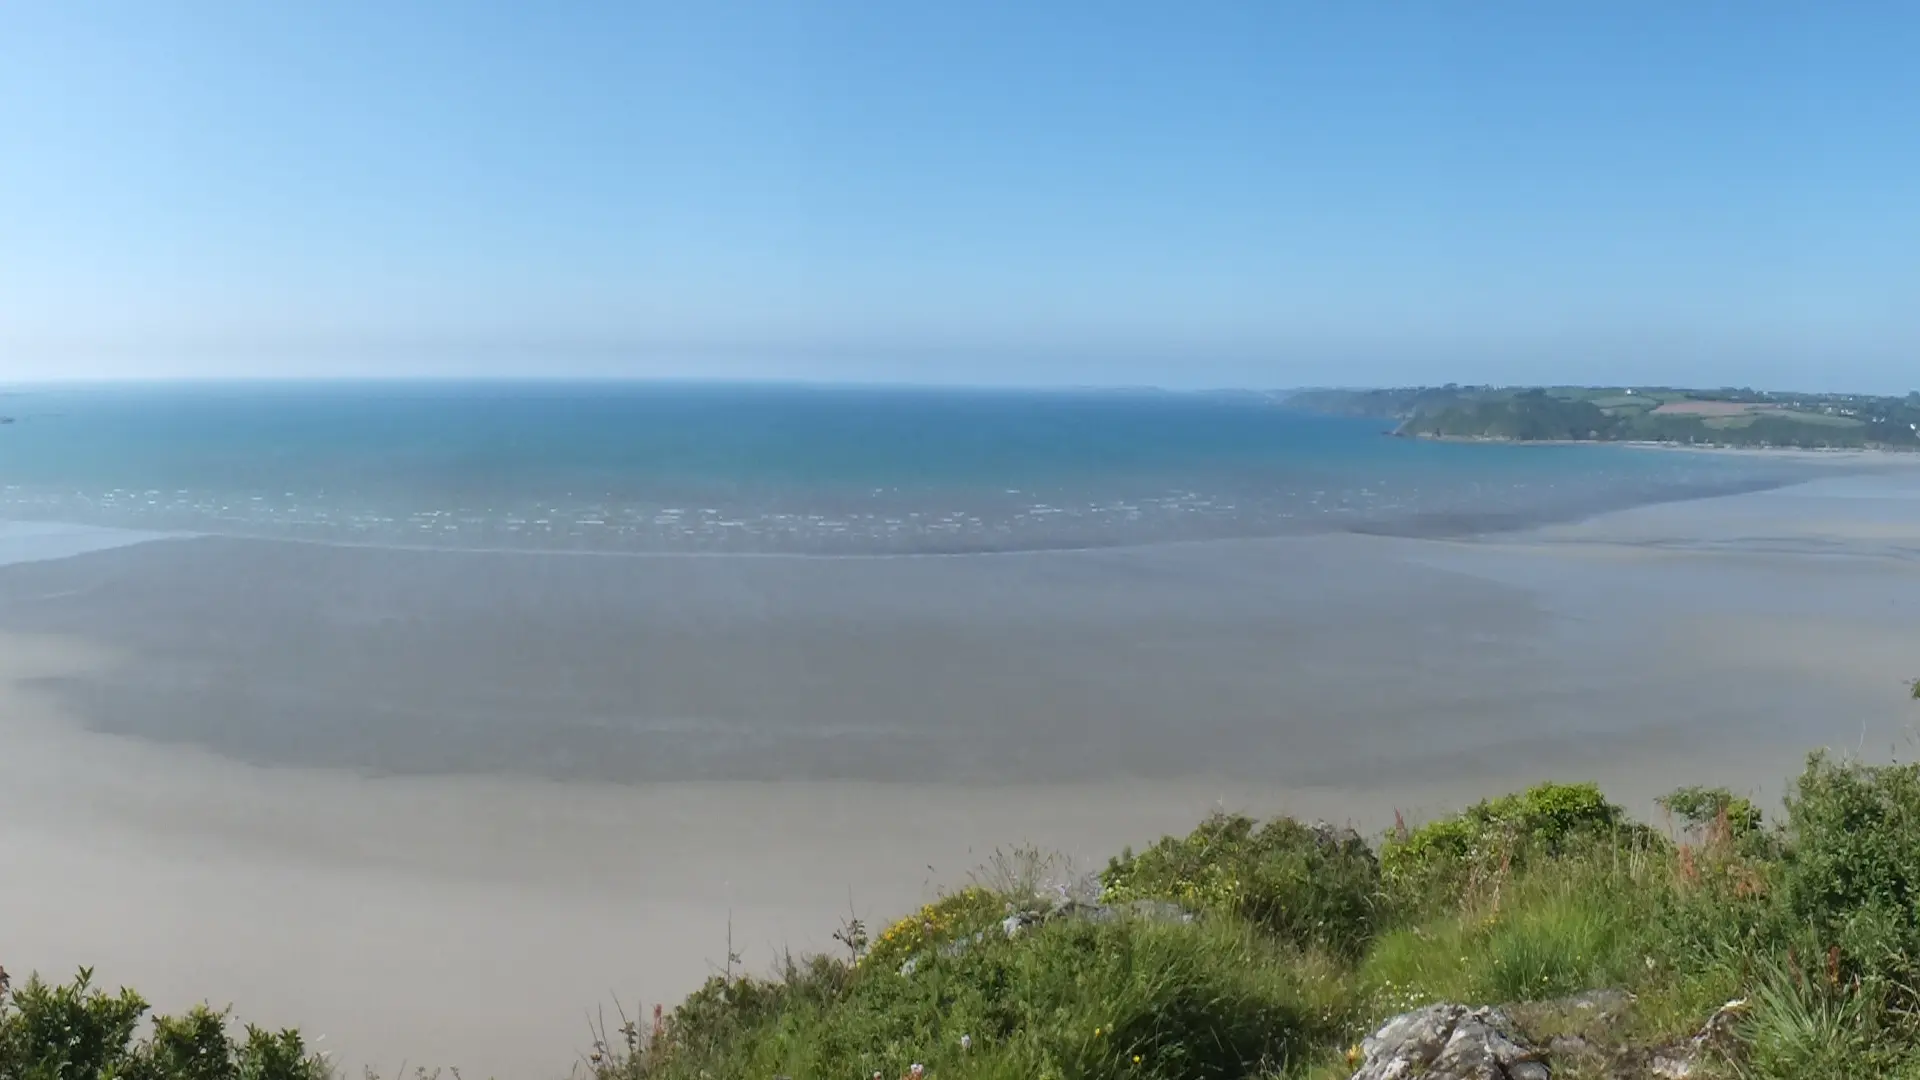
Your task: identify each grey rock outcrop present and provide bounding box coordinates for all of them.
[1350,1004,1549,1080]
[899,896,1196,975]
[1648,998,1747,1079]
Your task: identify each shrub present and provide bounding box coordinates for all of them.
[1101,814,1381,956]
[1646,857,1778,979]
[1660,785,1764,838]
[1382,782,1660,910]
[0,969,327,1080]
[0,969,147,1080]
[1777,752,1920,996]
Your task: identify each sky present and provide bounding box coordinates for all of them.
[1,2,1915,391]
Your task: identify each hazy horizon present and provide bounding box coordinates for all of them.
[1,374,1916,400]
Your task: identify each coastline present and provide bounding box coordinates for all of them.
[1396,429,1920,462]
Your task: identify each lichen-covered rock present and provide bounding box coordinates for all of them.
[1554,988,1633,1018]
[900,896,1196,975]
[1350,1003,1549,1080]
[1648,1051,1695,1079]
[1647,998,1747,1080]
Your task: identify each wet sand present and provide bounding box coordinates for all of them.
[3,467,1920,1075]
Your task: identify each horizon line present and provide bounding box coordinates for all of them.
[3,374,1914,399]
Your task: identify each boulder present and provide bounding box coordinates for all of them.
[1350,1004,1549,1080]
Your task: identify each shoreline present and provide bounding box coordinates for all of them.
[1397,430,1920,462]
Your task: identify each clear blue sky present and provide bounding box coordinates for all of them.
[2,2,1914,390]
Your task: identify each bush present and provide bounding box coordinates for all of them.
[1660,785,1764,838]
[0,969,327,1080]
[1777,752,1920,997]
[1101,814,1381,957]
[1382,782,1660,911]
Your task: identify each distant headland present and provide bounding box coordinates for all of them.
[1286,385,1920,451]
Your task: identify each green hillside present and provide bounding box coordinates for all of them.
[1290,386,1920,450]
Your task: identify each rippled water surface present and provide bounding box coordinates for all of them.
[0,382,1814,553]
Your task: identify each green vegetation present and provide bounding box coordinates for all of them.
[14,750,1920,1078]
[0,969,328,1080]
[1379,781,1660,913]
[1281,386,1488,420]
[1102,815,1380,958]
[1287,385,1920,450]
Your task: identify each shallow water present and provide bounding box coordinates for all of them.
[2,478,1915,788]
[0,382,1814,553]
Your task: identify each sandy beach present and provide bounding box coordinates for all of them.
[4,465,1920,1076]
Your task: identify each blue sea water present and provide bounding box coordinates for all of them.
[0,381,1816,555]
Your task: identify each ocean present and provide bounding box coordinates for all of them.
[0,381,1816,554]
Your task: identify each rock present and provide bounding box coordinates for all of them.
[1555,988,1633,1018]
[1699,998,1748,1043]
[1350,1004,1549,1080]
[1546,1034,1590,1061]
[898,897,1197,976]
[1646,998,1747,1079]
[1125,899,1199,924]
[1004,897,1194,937]
[1648,1052,1695,1078]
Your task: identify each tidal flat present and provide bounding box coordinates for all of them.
[2,466,1918,1075]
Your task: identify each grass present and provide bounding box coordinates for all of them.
[9,752,1920,1079]
[596,917,1360,1080]
[1735,959,1879,1078]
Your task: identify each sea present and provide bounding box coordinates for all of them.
[0,381,1819,555]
